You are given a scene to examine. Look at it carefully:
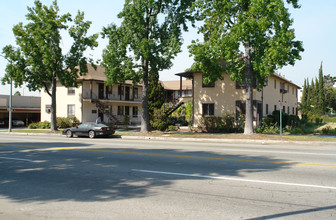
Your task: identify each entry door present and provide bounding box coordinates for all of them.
[98,83,104,99]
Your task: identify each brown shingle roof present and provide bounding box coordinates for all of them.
[160,80,192,90]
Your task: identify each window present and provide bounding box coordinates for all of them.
[108,85,112,94]
[287,106,289,114]
[266,104,269,115]
[67,104,75,117]
[117,106,124,115]
[133,106,138,117]
[202,103,214,116]
[274,105,277,111]
[118,85,124,96]
[45,105,51,113]
[292,107,294,115]
[202,74,215,88]
[92,110,97,114]
[283,106,285,113]
[274,79,277,89]
[133,87,138,99]
[125,106,130,116]
[68,87,75,95]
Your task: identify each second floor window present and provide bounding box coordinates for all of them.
[133,87,138,99]
[68,87,75,95]
[118,85,124,96]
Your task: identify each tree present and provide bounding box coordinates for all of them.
[148,72,165,119]
[1,0,98,131]
[102,0,193,132]
[317,62,326,115]
[189,0,303,134]
[324,74,336,111]
[14,91,21,96]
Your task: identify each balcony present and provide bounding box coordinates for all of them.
[82,92,142,104]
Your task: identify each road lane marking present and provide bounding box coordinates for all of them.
[0,156,33,162]
[132,169,336,190]
[1,143,336,167]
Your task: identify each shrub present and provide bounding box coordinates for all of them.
[200,113,236,133]
[166,125,178,132]
[28,122,39,129]
[150,107,169,131]
[56,116,79,129]
[289,127,304,134]
[27,121,51,129]
[324,116,336,123]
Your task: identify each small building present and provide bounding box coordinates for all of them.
[0,95,40,126]
[175,71,300,127]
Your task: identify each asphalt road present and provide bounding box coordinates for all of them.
[0,134,335,219]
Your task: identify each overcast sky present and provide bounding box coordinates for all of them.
[0,0,335,96]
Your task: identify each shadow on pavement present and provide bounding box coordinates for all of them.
[0,140,293,203]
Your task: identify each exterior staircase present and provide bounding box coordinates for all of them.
[165,101,184,117]
[94,100,120,124]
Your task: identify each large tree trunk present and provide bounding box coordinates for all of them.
[50,75,57,131]
[141,59,150,133]
[244,46,254,135]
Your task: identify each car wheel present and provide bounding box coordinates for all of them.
[66,130,73,138]
[89,130,96,139]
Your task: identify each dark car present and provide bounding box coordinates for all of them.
[62,122,115,138]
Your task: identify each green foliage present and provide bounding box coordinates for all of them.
[122,115,131,125]
[28,121,51,129]
[320,127,336,135]
[324,116,336,123]
[29,117,79,129]
[56,117,80,129]
[101,0,194,132]
[257,111,300,134]
[2,0,98,131]
[256,124,280,134]
[150,107,170,131]
[317,62,326,115]
[200,113,236,133]
[148,73,165,119]
[184,100,193,122]
[189,0,303,134]
[166,125,179,132]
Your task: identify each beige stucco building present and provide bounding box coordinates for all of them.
[176,71,300,127]
[41,65,142,124]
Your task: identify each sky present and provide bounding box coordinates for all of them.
[0,0,335,96]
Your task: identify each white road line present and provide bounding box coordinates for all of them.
[132,169,336,190]
[0,156,33,162]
